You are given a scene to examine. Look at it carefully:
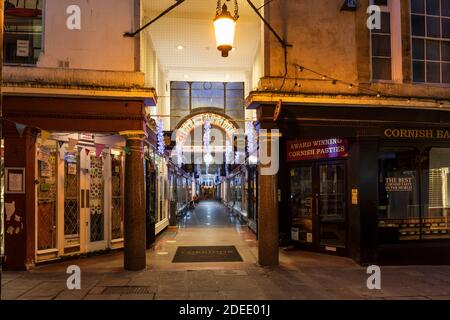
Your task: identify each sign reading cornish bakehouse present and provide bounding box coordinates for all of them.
[384,128,450,139]
[287,138,348,162]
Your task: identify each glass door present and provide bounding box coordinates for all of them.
[289,161,347,253]
[289,166,314,245]
[318,163,346,250]
[84,149,107,252]
[63,150,81,253]
[37,141,58,251]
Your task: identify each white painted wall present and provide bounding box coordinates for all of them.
[38,0,138,71]
[141,28,169,129]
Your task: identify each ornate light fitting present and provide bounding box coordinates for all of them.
[214,0,239,57]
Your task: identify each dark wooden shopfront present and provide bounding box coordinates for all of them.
[258,103,450,265]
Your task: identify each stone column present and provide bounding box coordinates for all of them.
[258,130,281,266]
[120,130,147,271]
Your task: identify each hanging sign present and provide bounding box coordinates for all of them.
[287,138,348,162]
[79,133,94,141]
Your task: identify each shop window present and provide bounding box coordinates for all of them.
[378,148,420,243]
[378,146,450,244]
[234,174,242,210]
[411,0,450,84]
[4,0,43,65]
[420,148,450,240]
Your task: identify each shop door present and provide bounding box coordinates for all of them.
[82,149,107,252]
[289,161,347,254]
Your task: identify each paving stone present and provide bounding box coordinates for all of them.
[188,291,225,300]
[54,289,90,300]
[154,293,189,300]
[19,281,65,299]
[216,275,259,291]
[119,294,155,300]
[97,277,130,287]
[214,270,248,276]
[84,294,121,300]
[221,289,267,300]
[428,295,450,300]
[127,279,158,289]
[88,286,106,294]
[157,283,188,295]
[1,289,29,300]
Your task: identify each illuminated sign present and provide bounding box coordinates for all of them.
[287,138,348,162]
[176,113,238,145]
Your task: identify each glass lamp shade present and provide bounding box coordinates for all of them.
[214,7,236,57]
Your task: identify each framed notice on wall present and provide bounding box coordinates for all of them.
[5,168,26,194]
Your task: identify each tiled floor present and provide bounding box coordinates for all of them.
[2,201,450,300]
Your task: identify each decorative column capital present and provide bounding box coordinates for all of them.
[119,130,147,140]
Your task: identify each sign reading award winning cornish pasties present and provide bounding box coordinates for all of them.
[287,138,348,162]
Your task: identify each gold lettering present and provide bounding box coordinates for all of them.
[384,129,392,137]
[400,129,408,138]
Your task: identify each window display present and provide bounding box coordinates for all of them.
[378,147,450,244]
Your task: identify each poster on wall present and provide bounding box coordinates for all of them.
[68,163,77,175]
[40,161,52,178]
[5,168,25,194]
[38,147,50,162]
[287,138,348,162]
[16,40,30,57]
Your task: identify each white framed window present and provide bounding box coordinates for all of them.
[370,0,403,82]
[411,0,450,84]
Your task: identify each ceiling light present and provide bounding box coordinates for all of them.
[225,74,231,79]
[177,45,184,50]
[184,74,189,79]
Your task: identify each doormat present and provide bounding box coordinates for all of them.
[172,246,243,263]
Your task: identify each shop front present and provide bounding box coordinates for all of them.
[286,138,348,256]
[263,103,450,265]
[377,129,450,264]
[35,133,126,261]
[2,94,156,270]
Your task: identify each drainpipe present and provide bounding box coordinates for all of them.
[0,0,5,301]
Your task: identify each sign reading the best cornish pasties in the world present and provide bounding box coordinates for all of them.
[287,138,348,162]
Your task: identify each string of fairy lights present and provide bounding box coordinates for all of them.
[281,63,449,107]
